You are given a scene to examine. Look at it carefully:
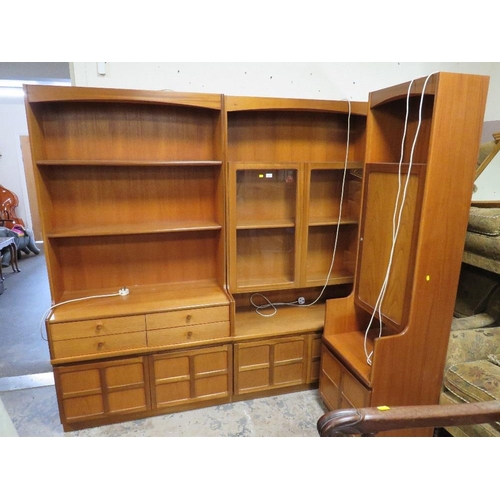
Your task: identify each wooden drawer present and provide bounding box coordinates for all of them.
[146,306,229,331]
[50,315,146,341]
[319,345,371,410]
[52,331,147,359]
[147,321,230,347]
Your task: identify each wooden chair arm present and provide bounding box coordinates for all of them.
[475,131,500,180]
[317,401,500,436]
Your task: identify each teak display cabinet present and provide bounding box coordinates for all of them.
[25,73,488,432]
[319,72,490,436]
[225,96,368,402]
[226,96,367,294]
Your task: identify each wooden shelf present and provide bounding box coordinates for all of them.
[236,220,295,230]
[323,330,375,385]
[308,217,358,227]
[49,282,230,323]
[36,160,223,168]
[46,221,222,238]
[305,272,354,286]
[234,303,325,339]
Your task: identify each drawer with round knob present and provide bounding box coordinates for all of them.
[49,315,146,341]
[52,331,147,359]
[147,321,230,348]
[146,306,229,331]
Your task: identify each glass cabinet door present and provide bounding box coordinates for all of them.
[232,165,300,290]
[304,165,361,286]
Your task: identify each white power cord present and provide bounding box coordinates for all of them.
[40,287,129,341]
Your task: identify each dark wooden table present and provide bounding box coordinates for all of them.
[0,236,20,282]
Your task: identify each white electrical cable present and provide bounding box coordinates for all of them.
[39,288,129,341]
[363,73,436,365]
[251,99,352,317]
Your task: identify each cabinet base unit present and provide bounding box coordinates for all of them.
[233,333,321,399]
[55,345,233,431]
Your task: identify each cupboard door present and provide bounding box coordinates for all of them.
[304,166,361,287]
[152,345,232,409]
[55,356,150,425]
[319,345,371,410]
[355,164,425,331]
[229,164,301,291]
[319,345,342,409]
[308,333,323,383]
[234,336,308,396]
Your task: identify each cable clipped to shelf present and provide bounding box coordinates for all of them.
[251,99,352,317]
[39,288,129,341]
[363,73,436,366]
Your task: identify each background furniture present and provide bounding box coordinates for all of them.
[439,198,500,437]
[462,202,500,275]
[0,185,40,263]
[0,184,23,228]
[318,72,489,437]
[0,235,19,282]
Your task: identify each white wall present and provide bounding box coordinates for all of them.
[72,62,499,118]
[1,62,499,231]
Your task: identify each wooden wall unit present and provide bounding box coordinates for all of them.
[319,72,490,436]
[25,73,488,433]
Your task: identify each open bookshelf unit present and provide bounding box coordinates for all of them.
[319,72,490,436]
[25,86,228,308]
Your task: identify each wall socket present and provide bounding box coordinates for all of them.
[298,297,306,305]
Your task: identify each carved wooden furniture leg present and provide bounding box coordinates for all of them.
[9,242,20,272]
[317,401,500,437]
[0,236,18,279]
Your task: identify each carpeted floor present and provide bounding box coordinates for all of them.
[0,245,327,437]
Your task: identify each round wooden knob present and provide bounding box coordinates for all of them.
[97,342,105,349]
[186,331,193,338]
[186,315,192,323]
[95,322,103,331]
